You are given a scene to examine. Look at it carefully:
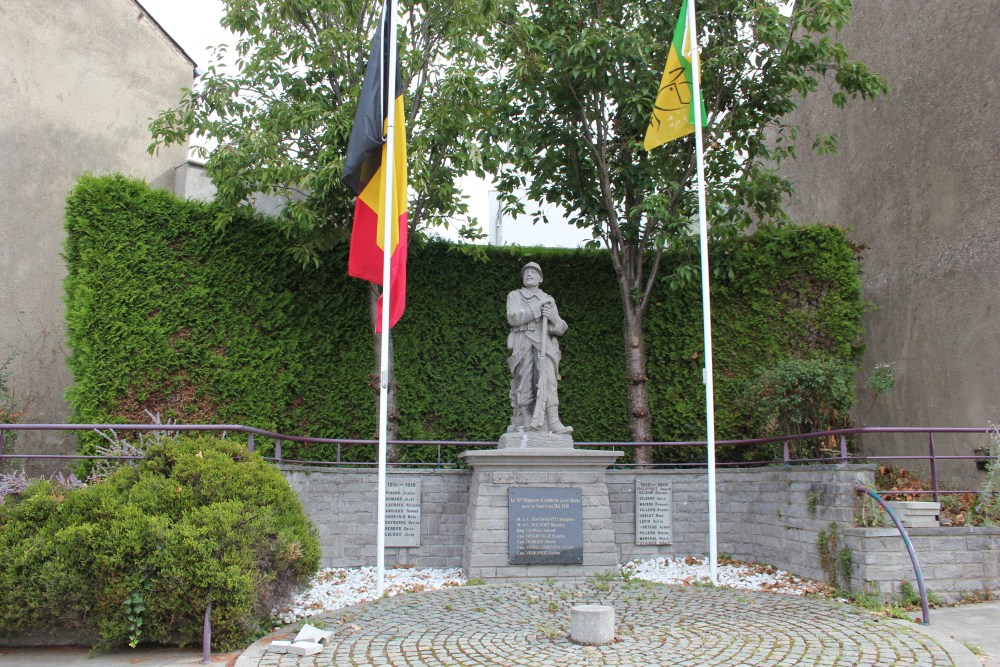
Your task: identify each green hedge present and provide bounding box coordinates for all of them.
[64,175,863,461]
[0,436,319,649]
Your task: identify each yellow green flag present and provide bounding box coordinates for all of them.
[643,0,706,150]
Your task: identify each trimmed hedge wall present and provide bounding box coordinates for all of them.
[64,175,863,461]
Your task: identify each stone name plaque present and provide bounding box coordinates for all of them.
[635,478,672,545]
[508,487,583,565]
[385,477,421,547]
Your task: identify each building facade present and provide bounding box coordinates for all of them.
[778,2,1000,482]
[0,0,193,472]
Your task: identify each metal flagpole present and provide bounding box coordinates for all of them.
[376,0,398,598]
[686,0,718,586]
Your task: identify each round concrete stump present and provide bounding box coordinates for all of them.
[570,604,615,645]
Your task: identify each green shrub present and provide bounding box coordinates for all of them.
[0,353,21,467]
[0,436,319,650]
[741,355,856,459]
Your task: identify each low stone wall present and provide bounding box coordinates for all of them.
[280,462,1000,601]
[607,466,871,583]
[845,526,1000,602]
[281,466,470,569]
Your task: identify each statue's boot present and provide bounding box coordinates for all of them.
[546,406,573,434]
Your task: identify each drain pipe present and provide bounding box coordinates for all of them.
[855,486,930,625]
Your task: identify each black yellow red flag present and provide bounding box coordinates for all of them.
[343,1,407,331]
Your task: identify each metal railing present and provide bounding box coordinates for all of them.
[2,423,994,498]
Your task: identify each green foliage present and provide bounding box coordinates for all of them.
[0,352,21,465]
[864,362,896,397]
[816,521,850,590]
[898,579,942,609]
[970,424,1000,525]
[646,226,863,462]
[0,435,319,650]
[480,0,885,449]
[65,176,863,462]
[855,491,888,528]
[148,0,496,265]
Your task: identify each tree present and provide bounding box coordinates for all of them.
[149,0,494,444]
[483,0,887,463]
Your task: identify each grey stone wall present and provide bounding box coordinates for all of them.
[281,466,469,569]
[845,526,1000,602]
[608,466,871,582]
[282,463,998,600]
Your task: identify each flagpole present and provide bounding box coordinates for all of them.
[376,0,398,598]
[686,0,718,586]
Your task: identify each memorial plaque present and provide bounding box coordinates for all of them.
[635,478,672,545]
[508,487,583,564]
[385,477,421,547]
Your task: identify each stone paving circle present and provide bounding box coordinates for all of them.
[247,580,959,666]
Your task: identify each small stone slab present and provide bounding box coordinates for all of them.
[266,640,291,654]
[570,604,615,645]
[295,623,335,644]
[285,640,324,656]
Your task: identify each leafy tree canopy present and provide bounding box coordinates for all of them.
[481,0,887,456]
[149,0,496,266]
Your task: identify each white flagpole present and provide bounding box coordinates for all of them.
[685,0,718,586]
[376,0,398,598]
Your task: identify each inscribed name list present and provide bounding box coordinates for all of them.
[508,487,583,565]
[385,477,421,547]
[635,478,672,545]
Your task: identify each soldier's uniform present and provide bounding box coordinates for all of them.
[505,263,572,434]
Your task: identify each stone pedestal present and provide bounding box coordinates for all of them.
[459,447,623,580]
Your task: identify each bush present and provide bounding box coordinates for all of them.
[0,353,23,467]
[0,435,319,650]
[741,355,855,459]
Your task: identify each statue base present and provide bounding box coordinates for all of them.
[498,430,574,449]
[459,447,623,581]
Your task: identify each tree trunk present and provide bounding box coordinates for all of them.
[622,303,654,466]
[369,286,399,463]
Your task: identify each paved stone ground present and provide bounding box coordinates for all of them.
[237,581,975,667]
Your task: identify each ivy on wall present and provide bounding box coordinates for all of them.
[64,175,863,462]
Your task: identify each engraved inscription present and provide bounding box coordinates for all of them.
[508,487,583,565]
[385,477,421,548]
[635,478,672,545]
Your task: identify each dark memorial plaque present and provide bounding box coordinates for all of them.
[635,478,672,545]
[385,477,421,548]
[508,487,583,564]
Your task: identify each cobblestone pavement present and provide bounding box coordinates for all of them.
[237,581,977,667]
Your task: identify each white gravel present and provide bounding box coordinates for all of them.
[273,557,830,624]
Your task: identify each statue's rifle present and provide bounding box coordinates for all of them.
[530,307,548,429]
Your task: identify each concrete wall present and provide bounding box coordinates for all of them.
[0,0,192,473]
[777,2,1000,483]
[283,464,1000,601]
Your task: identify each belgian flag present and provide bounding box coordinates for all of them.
[343,0,407,331]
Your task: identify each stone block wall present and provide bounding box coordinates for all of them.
[607,466,872,582]
[279,462,999,600]
[845,526,1000,602]
[281,466,469,569]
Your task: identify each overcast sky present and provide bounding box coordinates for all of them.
[140,0,231,70]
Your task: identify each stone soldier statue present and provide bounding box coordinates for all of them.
[506,262,572,434]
